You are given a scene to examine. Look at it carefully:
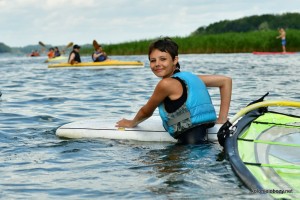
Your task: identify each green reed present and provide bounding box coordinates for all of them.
[80,30,300,55]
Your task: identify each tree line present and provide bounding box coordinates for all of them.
[192,12,300,35]
[0,42,11,53]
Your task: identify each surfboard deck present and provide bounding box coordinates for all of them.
[56,116,221,142]
[48,60,144,69]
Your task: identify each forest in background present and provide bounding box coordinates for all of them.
[0,43,11,53]
[1,12,300,54]
[192,12,300,35]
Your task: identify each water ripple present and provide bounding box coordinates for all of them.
[0,53,299,199]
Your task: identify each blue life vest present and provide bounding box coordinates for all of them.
[158,71,217,138]
[54,51,61,57]
[92,51,106,62]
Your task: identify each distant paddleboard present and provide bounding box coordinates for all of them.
[253,51,296,55]
[56,116,221,142]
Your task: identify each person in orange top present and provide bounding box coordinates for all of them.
[47,48,55,59]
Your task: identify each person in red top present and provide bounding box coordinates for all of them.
[30,50,40,57]
[47,48,55,59]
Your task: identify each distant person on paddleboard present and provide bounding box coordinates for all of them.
[276,28,286,52]
[92,45,108,62]
[68,44,81,65]
[116,37,232,144]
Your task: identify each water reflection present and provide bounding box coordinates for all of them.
[132,143,230,198]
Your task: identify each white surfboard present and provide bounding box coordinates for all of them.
[56,116,221,142]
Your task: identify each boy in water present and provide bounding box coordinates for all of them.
[116,37,232,144]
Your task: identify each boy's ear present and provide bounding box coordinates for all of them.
[174,56,179,65]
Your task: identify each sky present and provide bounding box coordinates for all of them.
[1,0,299,47]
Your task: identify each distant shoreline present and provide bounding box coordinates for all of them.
[2,30,300,55]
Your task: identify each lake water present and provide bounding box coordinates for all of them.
[1,53,299,199]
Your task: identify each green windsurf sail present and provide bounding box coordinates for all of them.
[222,100,300,199]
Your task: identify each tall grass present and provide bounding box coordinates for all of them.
[80,30,300,55]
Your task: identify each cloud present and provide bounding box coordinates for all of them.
[0,0,299,47]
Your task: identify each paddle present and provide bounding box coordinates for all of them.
[38,41,47,54]
[65,42,73,49]
[39,41,46,47]
[61,42,73,54]
[93,39,100,49]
